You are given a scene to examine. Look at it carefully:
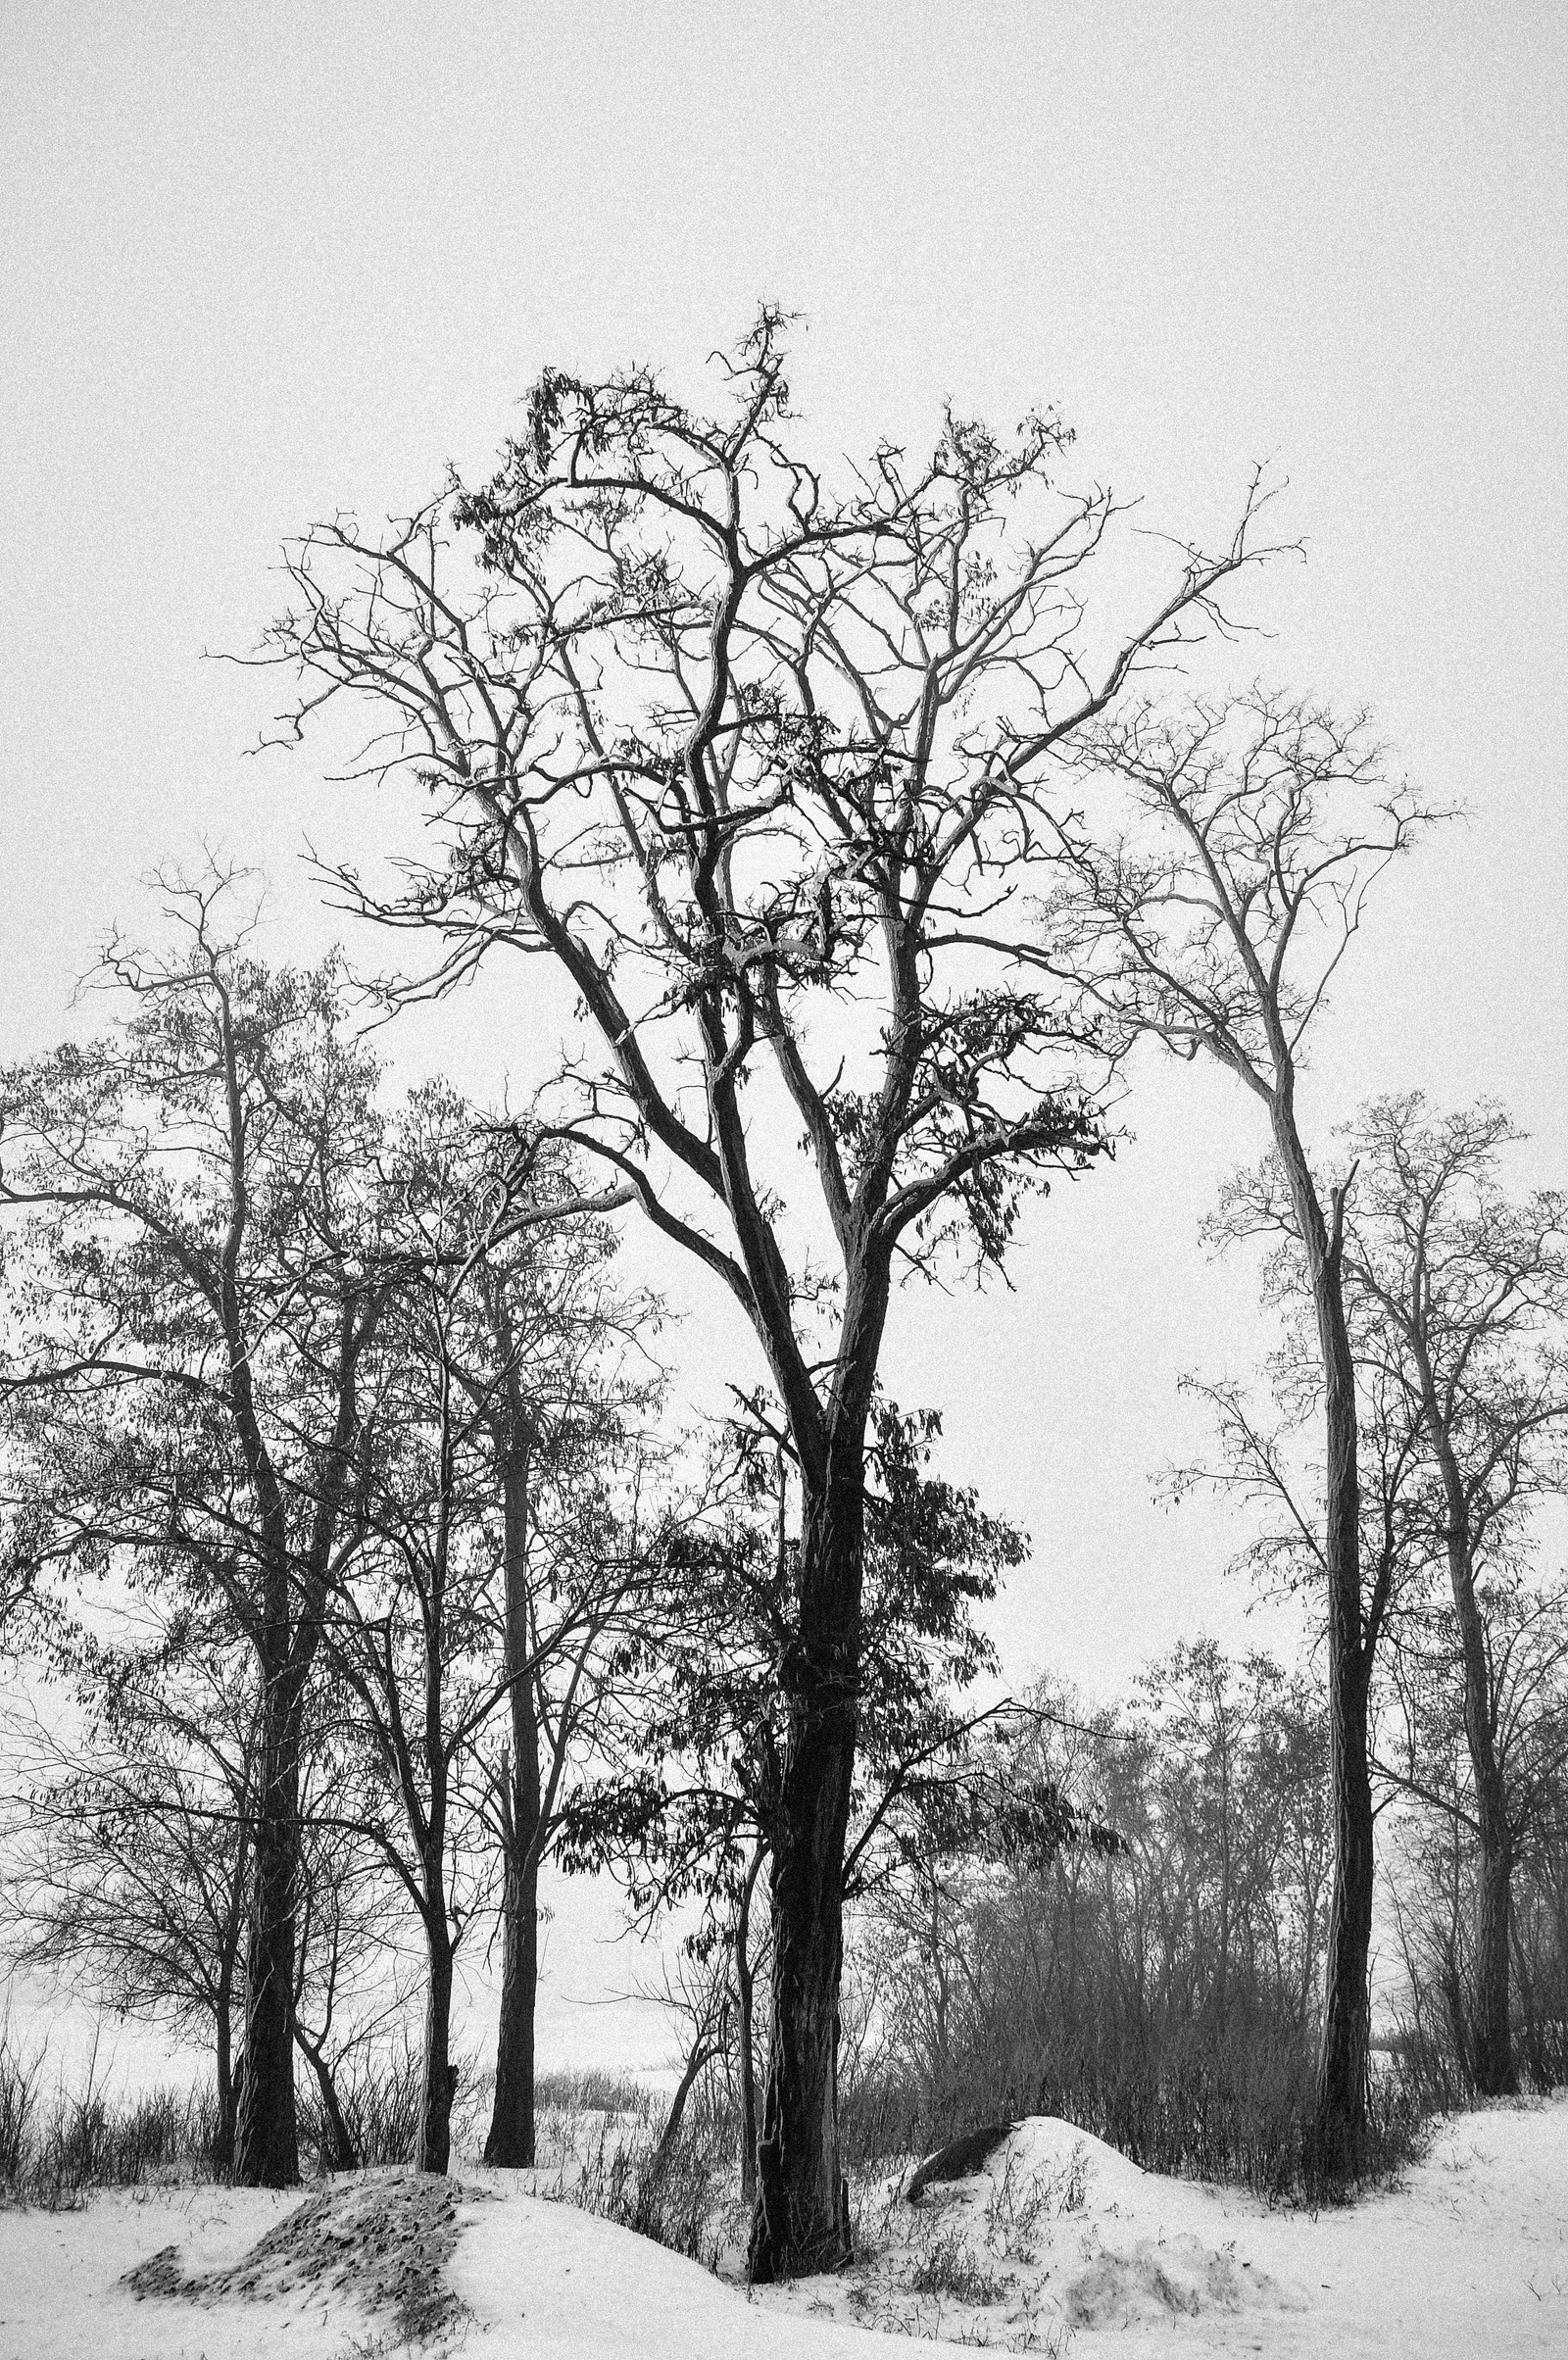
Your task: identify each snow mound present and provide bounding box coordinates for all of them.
[1063,2223,1294,2329]
[995,2113,1154,2211]
[756,2113,1302,2350]
[124,2167,471,2342]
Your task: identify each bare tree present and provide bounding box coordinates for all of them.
[1341,1095,1568,2091]
[2,1597,390,2172]
[468,1184,659,2171]
[1385,1588,1568,2089]
[317,1091,651,2172]
[1043,695,1443,2163]
[2,1622,257,2166]
[253,313,1276,2275]
[0,875,390,2187]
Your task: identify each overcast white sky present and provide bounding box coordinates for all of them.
[4,0,1566,2072]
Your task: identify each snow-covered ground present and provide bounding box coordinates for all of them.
[2,2101,1564,2360]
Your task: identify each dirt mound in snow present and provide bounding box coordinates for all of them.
[906,2119,1016,2201]
[125,2168,472,2342]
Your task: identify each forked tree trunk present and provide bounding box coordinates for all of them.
[234,1642,305,2188]
[747,1469,862,2284]
[417,1926,457,2174]
[297,2031,359,2170]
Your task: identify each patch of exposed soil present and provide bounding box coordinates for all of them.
[125,2168,472,2343]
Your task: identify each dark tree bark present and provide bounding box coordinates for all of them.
[736,1838,764,2208]
[1271,1106,1373,2168]
[214,1980,237,2173]
[748,1462,865,2283]
[485,1431,543,2168]
[417,1926,457,2175]
[486,1833,540,2167]
[1472,1803,1516,2094]
[1427,1366,1517,2096]
[415,1528,457,2176]
[235,1642,308,2187]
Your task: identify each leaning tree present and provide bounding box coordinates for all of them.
[254,312,1274,2275]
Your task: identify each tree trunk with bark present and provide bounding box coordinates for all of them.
[1472,1803,1516,2094]
[234,1639,305,2188]
[485,1812,541,2166]
[1420,1365,1519,2098]
[1314,1578,1375,2169]
[747,1468,862,2284]
[1271,1106,1373,2172]
[736,1840,764,2208]
[417,1925,457,2174]
[1451,1515,1516,2094]
[214,1985,237,2173]
[485,1429,543,2167]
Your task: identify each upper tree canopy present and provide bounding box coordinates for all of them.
[261,314,1279,1464]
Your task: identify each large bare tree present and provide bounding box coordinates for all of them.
[1042,696,1443,2164]
[254,313,1274,2273]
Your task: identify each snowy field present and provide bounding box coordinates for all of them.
[2,2102,1565,2360]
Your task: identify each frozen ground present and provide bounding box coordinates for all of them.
[1,2100,1564,2360]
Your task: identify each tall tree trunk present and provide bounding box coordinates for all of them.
[1472,1807,1516,2095]
[1418,1363,1519,2099]
[485,1433,542,2168]
[485,1826,540,2166]
[417,1923,457,2174]
[1315,1587,1374,2168]
[234,1641,304,2188]
[736,1840,763,2208]
[747,1467,861,2285]
[214,1987,236,2173]
[1271,1108,1372,2170]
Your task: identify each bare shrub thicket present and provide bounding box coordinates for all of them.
[843,1646,1390,2198]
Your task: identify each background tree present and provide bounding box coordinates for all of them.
[317,1092,653,2172]
[257,314,1275,2274]
[1,1595,391,2172]
[860,1650,1333,2184]
[1342,1095,1568,2090]
[465,1150,661,2171]
[1045,695,1442,2163]
[0,878,389,2187]
[2,1605,258,2167]
[1384,1588,1568,2091]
